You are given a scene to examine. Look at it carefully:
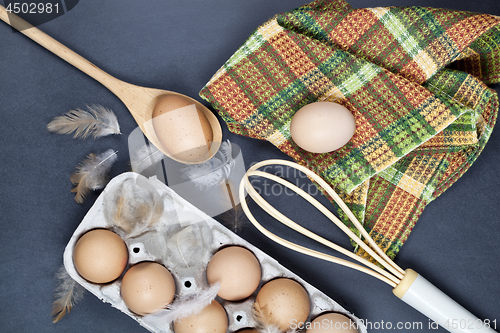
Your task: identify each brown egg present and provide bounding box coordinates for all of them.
[120,262,176,316]
[73,229,128,284]
[206,246,261,301]
[173,300,228,333]
[290,102,355,153]
[152,95,213,163]
[306,313,359,333]
[254,278,310,331]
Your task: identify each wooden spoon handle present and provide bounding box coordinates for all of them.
[0,5,128,95]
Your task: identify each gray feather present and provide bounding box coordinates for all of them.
[51,265,85,323]
[70,149,118,203]
[47,104,120,139]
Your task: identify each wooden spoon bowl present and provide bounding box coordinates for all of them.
[0,5,222,164]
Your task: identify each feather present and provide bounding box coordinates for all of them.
[252,302,298,333]
[70,149,118,203]
[253,302,275,328]
[176,226,193,268]
[165,224,213,270]
[51,265,85,323]
[182,160,225,190]
[181,140,234,190]
[219,195,250,234]
[219,160,250,233]
[130,143,165,174]
[47,104,121,139]
[143,283,220,327]
[182,140,248,233]
[218,139,233,162]
[258,325,286,333]
[104,177,164,239]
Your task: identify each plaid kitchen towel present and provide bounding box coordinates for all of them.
[199,0,500,259]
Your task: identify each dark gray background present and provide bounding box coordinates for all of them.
[1,0,499,332]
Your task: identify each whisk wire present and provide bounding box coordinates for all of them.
[238,177,399,287]
[244,170,401,285]
[312,170,406,277]
[240,159,407,287]
[260,160,404,277]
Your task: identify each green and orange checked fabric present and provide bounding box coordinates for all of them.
[199,0,500,259]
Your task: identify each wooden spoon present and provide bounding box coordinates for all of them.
[0,5,222,164]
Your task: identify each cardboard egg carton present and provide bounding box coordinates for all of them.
[63,172,367,333]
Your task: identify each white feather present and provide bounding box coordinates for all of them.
[181,140,234,190]
[47,104,120,139]
[182,160,225,190]
[143,283,220,327]
[104,177,164,239]
[259,325,284,333]
[130,143,165,174]
[219,139,232,160]
[164,223,213,270]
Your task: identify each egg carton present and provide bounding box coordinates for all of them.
[63,172,367,333]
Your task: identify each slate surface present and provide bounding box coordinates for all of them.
[1,1,499,332]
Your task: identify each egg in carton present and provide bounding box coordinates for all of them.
[63,172,367,333]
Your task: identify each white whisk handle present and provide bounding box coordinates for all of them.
[393,269,496,333]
